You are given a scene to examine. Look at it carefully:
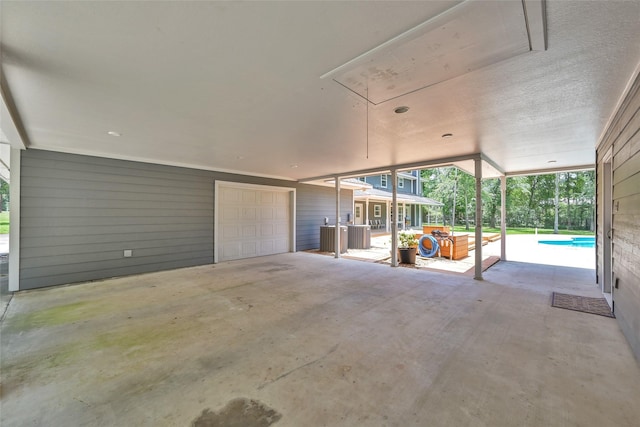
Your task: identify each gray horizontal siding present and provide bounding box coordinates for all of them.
[361,174,417,195]
[20,258,214,291]
[21,176,211,196]
[20,150,214,290]
[596,71,640,361]
[296,185,353,251]
[21,229,210,248]
[19,149,352,289]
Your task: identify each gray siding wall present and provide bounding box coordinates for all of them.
[296,185,353,251]
[364,175,386,190]
[596,71,640,360]
[19,149,352,289]
[367,202,387,227]
[397,177,413,195]
[363,174,418,195]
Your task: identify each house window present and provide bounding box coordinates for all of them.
[398,179,404,188]
[380,175,387,188]
[374,205,382,217]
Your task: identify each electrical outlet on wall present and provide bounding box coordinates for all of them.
[124,249,133,257]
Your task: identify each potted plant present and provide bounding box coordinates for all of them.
[398,230,418,264]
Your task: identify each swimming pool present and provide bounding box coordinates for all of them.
[538,236,595,248]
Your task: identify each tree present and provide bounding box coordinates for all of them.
[0,179,9,212]
[422,167,462,226]
[554,173,559,233]
[482,179,501,228]
[421,168,594,231]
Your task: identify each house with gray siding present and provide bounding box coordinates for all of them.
[353,171,442,231]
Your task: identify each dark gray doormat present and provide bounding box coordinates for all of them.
[551,292,615,318]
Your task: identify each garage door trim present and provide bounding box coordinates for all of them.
[214,180,296,262]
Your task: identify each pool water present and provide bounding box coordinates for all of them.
[538,236,595,248]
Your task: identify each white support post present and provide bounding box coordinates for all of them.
[9,148,20,291]
[335,176,341,258]
[391,169,398,267]
[386,200,390,232]
[474,158,483,280]
[365,199,369,226]
[500,175,507,261]
[402,202,406,230]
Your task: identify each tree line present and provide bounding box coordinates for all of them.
[421,168,595,232]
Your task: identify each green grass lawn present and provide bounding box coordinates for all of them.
[450,225,594,236]
[0,211,9,234]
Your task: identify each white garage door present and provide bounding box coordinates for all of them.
[217,183,292,262]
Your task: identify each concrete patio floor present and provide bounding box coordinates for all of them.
[1,253,639,426]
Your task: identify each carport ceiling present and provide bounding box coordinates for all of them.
[1,1,639,180]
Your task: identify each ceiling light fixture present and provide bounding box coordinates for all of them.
[107,131,121,137]
[548,160,557,163]
[442,133,453,138]
[394,106,410,114]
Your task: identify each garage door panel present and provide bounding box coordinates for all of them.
[218,185,291,262]
[242,225,257,237]
[242,207,257,220]
[261,207,274,219]
[261,192,274,204]
[274,239,288,253]
[222,188,241,203]
[242,241,258,257]
[260,240,274,253]
[242,191,257,204]
[261,224,274,237]
[221,242,241,260]
[275,223,288,234]
[275,207,288,219]
[221,225,240,239]
[221,207,239,221]
[276,193,288,204]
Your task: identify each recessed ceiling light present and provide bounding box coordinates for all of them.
[548,160,557,163]
[394,106,410,114]
[107,131,121,137]
[441,133,453,138]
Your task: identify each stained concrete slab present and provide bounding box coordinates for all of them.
[1,253,639,426]
[0,252,9,321]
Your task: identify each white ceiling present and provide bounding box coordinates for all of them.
[1,1,639,181]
